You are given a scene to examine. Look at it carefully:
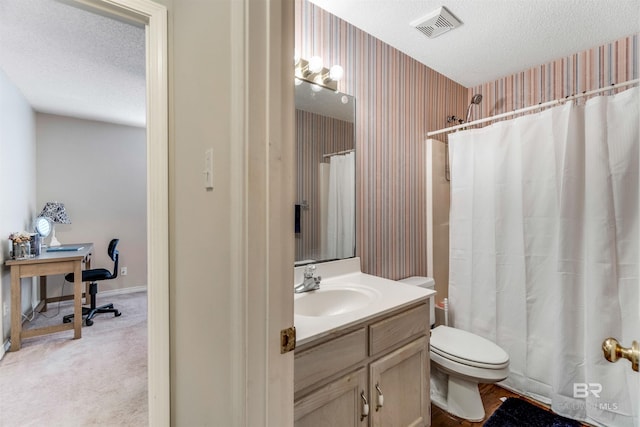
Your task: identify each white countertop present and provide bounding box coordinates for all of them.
[294,258,435,346]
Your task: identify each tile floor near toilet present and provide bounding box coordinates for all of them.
[431,384,591,427]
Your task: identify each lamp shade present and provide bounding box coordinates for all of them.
[39,202,71,224]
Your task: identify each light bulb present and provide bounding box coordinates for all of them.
[308,56,323,74]
[311,83,322,92]
[329,65,344,81]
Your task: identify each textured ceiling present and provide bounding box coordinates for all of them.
[309,0,640,87]
[0,0,145,127]
[0,1,637,128]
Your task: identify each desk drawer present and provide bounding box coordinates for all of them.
[369,303,429,356]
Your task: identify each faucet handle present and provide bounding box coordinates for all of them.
[304,264,316,277]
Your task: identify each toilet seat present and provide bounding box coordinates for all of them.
[430,326,509,369]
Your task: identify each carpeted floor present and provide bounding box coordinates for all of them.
[0,291,148,427]
[484,397,582,427]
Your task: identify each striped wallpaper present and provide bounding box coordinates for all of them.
[295,109,354,261]
[296,0,468,279]
[467,34,639,124]
[297,1,638,280]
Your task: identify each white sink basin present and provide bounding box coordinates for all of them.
[294,284,379,317]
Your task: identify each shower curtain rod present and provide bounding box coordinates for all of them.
[427,78,640,137]
[323,148,354,158]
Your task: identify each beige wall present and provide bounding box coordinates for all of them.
[0,84,147,348]
[0,68,37,347]
[162,0,240,424]
[160,0,295,423]
[35,113,147,295]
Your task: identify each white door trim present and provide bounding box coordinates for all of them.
[71,0,169,424]
[241,0,295,424]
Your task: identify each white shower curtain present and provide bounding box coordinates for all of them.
[326,152,355,259]
[448,87,639,427]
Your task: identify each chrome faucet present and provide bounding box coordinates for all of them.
[294,264,321,293]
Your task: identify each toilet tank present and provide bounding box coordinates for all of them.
[398,276,436,327]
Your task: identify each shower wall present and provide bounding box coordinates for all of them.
[425,139,450,302]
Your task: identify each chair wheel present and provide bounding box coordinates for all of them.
[115,311,122,317]
[63,317,72,324]
[86,318,94,326]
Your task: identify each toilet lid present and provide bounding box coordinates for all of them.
[430,326,509,368]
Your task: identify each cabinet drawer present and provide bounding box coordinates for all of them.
[369,303,429,356]
[294,367,368,427]
[295,328,367,394]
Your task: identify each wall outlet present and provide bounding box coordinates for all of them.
[2,302,8,316]
[121,266,128,276]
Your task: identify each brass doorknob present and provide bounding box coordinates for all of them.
[602,338,638,372]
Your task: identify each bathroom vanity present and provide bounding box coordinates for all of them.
[293,259,434,426]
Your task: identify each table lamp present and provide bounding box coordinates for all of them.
[38,202,71,247]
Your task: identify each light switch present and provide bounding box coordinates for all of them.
[204,148,214,189]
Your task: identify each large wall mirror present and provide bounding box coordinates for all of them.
[295,79,356,265]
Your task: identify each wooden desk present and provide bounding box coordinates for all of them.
[5,244,93,351]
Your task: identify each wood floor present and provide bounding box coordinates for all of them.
[430,383,590,426]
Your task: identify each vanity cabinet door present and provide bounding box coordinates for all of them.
[295,367,368,427]
[369,337,430,427]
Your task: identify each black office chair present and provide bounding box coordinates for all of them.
[63,238,122,326]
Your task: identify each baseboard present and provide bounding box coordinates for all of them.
[0,339,8,360]
[51,285,148,303]
[99,285,147,297]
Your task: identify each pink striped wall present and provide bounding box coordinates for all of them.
[468,34,639,122]
[296,0,468,279]
[295,109,354,260]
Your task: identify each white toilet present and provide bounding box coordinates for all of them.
[399,277,510,422]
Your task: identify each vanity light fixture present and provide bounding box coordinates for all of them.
[295,54,343,91]
[308,56,323,74]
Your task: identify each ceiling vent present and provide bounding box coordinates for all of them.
[411,6,462,39]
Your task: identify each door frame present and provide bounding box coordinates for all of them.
[243,0,295,424]
[71,0,169,424]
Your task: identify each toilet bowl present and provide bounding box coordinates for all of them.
[398,277,510,422]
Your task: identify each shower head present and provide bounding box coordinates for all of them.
[465,94,483,123]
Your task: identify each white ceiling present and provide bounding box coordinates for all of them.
[0,0,638,128]
[0,0,145,127]
[309,0,640,87]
